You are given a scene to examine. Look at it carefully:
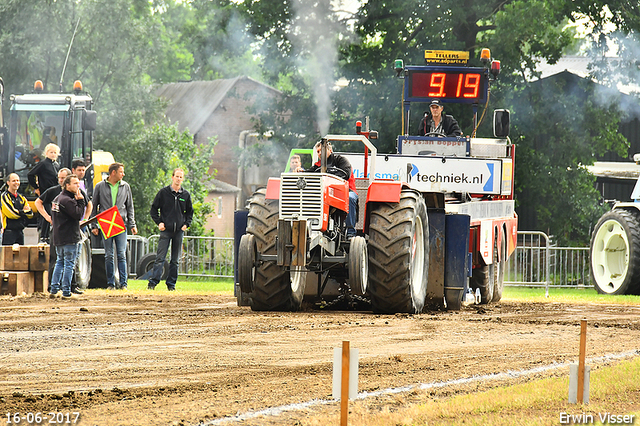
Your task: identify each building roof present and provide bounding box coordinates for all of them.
[586,161,640,180]
[206,179,241,194]
[156,77,281,135]
[536,55,591,80]
[535,55,639,95]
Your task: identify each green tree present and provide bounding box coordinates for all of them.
[113,122,215,237]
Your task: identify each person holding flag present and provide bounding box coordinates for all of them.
[90,162,137,290]
[50,174,86,298]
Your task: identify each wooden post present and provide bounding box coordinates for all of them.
[577,319,587,403]
[341,341,350,426]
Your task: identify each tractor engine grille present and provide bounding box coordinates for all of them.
[280,173,323,231]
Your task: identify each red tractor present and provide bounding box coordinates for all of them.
[236,48,516,314]
[238,134,429,313]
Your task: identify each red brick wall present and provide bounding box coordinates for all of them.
[196,78,281,189]
[204,192,238,237]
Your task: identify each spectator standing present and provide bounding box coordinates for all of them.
[36,168,91,294]
[90,163,137,290]
[1,173,34,245]
[28,143,60,240]
[28,143,60,196]
[70,159,92,292]
[71,159,87,192]
[148,168,193,291]
[50,174,86,298]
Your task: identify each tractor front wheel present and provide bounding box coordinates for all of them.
[349,236,368,295]
[246,188,307,311]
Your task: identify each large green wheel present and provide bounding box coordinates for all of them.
[590,209,640,295]
[367,190,429,314]
[246,188,307,311]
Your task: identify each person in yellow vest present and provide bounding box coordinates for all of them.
[1,173,34,245]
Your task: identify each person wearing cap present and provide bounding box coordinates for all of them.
[417,99,462,137]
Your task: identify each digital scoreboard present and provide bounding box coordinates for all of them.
[405,66,489,104]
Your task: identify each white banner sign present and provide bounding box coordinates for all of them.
[342,153,503,195]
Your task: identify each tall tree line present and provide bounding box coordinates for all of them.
[0,0,638,243]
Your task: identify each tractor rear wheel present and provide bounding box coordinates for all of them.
[246,188,307,311]
[590,209,640,295]
[368,190,429,314]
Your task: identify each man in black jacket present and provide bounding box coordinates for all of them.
[147,168,193,291]
[1,173,34,245]
[416,99,462,137]
[294,141,359,238]
[50,174,86,298]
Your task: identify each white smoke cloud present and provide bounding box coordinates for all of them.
[290,0,343,136]
[589,31,640,120]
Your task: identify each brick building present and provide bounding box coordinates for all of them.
[156,77,283,233]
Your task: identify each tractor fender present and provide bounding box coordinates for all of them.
[366,180,403,203]
[265,178,281,200]
[363,181,404,232]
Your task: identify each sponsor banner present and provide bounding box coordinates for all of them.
[445,200,515,222]
[480,219,493,264]
[341,153,503,195]
[502,158,513,195]
[399,136,468,156]
[424,49,469,65]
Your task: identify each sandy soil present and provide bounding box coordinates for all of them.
[1,291,639,426]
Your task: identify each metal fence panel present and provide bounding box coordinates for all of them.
[140,232,592,284]
[505,231,592,294]
[148,235,234,278]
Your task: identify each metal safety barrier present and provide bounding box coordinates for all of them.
[505,231,592,296]
[147,235,234,278]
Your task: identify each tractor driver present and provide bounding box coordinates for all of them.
[417,99,462,137]
[294,141,358,238]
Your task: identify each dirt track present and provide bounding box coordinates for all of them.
[1,291,640,426]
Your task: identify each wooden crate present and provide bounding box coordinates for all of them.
[28,245,49,271]
[33,271,48,293]
[0,245,30,271]
[0,271,34,295]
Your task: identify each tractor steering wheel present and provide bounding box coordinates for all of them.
[424,131,446,137]
[326,167,349,180]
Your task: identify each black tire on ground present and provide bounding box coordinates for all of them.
[367,189,429,314]
[75,235,92,290]
[348,236,368,295]
[492,230,507,303]
[88,253,121,289]
[470,233,495,305]
[136,253,169,281]
[246,188,306,311]
[590,209,640,295]
[444,288,463,311]
[470,265,493,304]
[238,234,257,293]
